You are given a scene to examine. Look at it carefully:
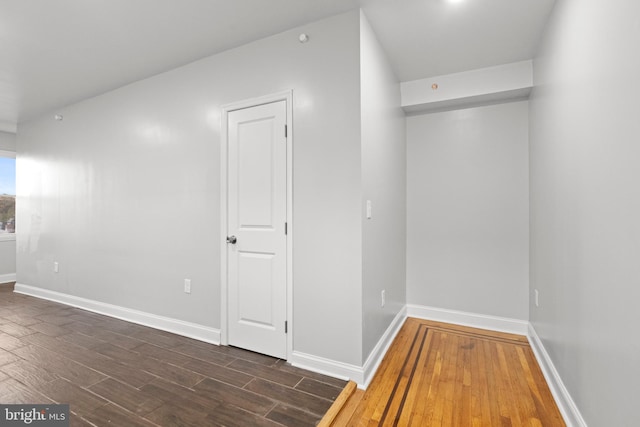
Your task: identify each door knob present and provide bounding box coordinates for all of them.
[226,236,237,244]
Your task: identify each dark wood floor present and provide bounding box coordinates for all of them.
[0,283,346,426]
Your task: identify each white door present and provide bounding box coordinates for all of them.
[227,100,287,359]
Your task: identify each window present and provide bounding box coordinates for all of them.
[0,151,16,240]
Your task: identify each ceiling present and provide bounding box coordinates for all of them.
[0,0,556,131]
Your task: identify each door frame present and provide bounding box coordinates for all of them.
[220,90,293,359]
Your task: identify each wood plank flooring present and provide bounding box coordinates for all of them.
[0,283,346,426]
[336,318,565,426]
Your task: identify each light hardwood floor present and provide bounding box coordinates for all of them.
[325,317,565,426]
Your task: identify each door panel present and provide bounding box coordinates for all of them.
[238,252,275,326]
[238,118,276,228]
[227,100,287,359]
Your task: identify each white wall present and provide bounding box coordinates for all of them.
[360,12,406,363]
[17,11,364,366]
[407,101,529,320]
[0,131,16,282]
[529,0,640,424]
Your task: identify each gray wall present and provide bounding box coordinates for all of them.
[360,12,406,363]
[0,241,16,280]
[529,0,640,424]
[406,102,529,320]
[0,131,16,151]
[17,11,364,366]
[0,131,16,281]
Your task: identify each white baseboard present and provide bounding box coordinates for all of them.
[361,306,407,388]
[528,324,586,427]
[0,273,16,284]
[13,283,221,345]
[407,304,529,335]
[291,307,407,388]
[11,285,582,426]
[289,351,362,384]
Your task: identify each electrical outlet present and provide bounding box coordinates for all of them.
[535,289,539,307]
[184,279,191,294]
[381,290,385,307]
[53,262,59,273]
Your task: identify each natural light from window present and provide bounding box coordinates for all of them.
[0,155,16,236]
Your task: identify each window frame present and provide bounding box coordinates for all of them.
[0,149,16,242]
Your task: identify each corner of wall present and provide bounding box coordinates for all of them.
[290,305,406,388]
[358,8,407,366]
